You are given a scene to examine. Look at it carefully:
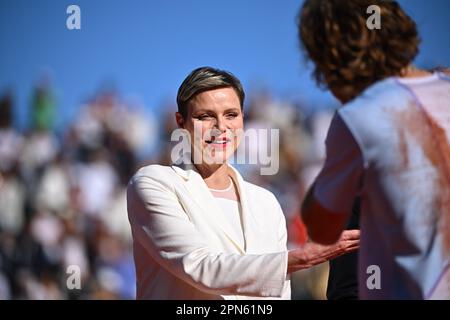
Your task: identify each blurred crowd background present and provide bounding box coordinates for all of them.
[1,0,450,299]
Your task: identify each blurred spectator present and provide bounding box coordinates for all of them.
[73,148,118,218]
[31,75,56,132]
[35,153,71,215]
[0,92,24,172]
[0,172,26,234]
[0,92,26,234]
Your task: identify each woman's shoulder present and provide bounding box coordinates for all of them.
[134,164,172,176]
[241,180,279,205]
[229,166,278,203]
[240,180,285,223]
[130,164,177,185]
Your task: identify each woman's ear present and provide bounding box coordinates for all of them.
[175,112,184,128]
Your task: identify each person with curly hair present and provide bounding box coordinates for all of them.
[299,0,450,299]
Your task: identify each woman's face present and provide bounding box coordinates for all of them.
[176,87,244,165]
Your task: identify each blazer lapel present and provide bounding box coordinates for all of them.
[171,163,246,254]
[227,165,254,253]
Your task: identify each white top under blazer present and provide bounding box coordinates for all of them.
[126,162,291,300]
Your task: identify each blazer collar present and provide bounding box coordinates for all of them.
[171,162,196,180]
[170,162,252,254]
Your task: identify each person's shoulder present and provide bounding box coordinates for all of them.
[344,77,405,113]
[228,165,280,207]
[129,164,176,186]
[241,180,285,223]
[338,77,412,132]
[133,164,172,178]
[242,180,279,206]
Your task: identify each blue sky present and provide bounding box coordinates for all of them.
[1,0,450,130]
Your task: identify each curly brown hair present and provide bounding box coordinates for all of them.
[298,0,420,102]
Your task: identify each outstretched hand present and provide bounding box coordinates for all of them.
[287,229,360,274]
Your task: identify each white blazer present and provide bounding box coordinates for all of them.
[127,162,291,300]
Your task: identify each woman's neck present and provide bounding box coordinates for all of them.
[194,163,231,189]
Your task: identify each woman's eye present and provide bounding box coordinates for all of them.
[197,114,212,120]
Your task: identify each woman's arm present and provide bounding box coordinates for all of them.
[273,193,359,274]
[287,229,359,274]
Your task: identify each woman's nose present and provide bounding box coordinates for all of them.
[214,117,227,132]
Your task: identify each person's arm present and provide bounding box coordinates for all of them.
[287,229,359,273]
[301,184,350,244]
[273,193,359,273]
[301,112,364,245]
